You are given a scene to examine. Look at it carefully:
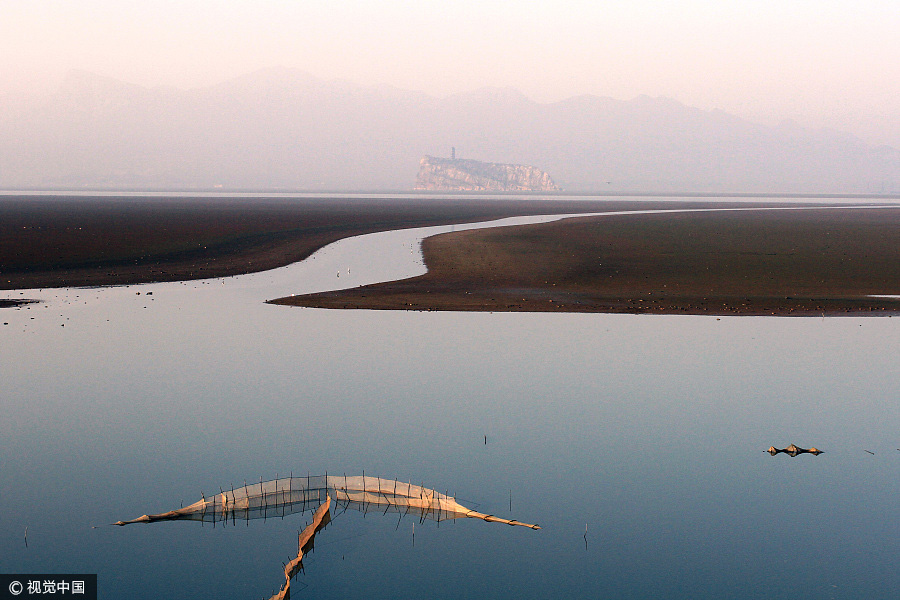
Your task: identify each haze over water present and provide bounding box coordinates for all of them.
[5,1,900,595]
[4,4,900,194]
[2,201,899,599]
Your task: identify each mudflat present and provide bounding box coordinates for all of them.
[0,299,38,308]
[1,195,682,290]
[272,206,900,316]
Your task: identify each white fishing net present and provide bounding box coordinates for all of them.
[115,474,539,529]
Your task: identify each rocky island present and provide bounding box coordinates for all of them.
[415,155,560,192]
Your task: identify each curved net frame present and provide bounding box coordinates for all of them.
[115,474,539,529]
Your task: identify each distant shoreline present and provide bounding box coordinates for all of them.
[4,189,900,200]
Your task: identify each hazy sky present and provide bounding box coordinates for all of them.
[3,1,900,147]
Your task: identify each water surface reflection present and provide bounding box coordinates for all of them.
[1,207,899,599]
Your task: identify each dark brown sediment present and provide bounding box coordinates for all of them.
[272,206,900,316]
[2,195,690,290]
[0,299,39,308]
[6,195,900,316]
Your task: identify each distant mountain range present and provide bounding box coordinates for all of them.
[1,68,898,193]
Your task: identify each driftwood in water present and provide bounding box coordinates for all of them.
[766,444,823,457]
[267,496,332,600]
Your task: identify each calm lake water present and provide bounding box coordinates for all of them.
[2,198,899,599]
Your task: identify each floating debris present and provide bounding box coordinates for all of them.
[267,496,331,600]
[766,444,823,457]
[114,474,540,529]
[864,450,875,455]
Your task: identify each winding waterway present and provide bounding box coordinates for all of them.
[2,199,900,599]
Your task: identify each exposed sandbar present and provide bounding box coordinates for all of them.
[272,206,900,316]
[0,299,39,308]
[1,195,693,290]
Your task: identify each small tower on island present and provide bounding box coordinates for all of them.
[451,146,456,160]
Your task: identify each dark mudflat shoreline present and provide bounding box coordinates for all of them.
[5,195,900,316]
[0,195,703,290]
[0,299,39,308]
[273,206,900,316]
